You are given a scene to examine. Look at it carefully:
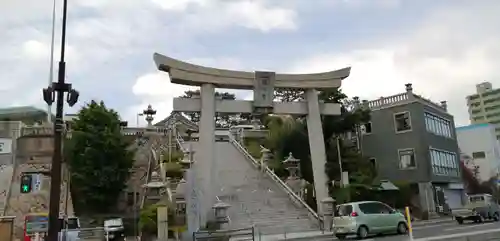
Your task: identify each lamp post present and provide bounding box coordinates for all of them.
[136,113,144,127]
[42,0,80,240]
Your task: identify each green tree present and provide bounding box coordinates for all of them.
[264,88,376,206]
[65,100,135,213]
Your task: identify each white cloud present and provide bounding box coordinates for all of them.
[225,0,296,32]
[151,0,209,11]
[162,0,297,33]
[129,72,197,126]
[22,40,50,60]
[289,1,500,126]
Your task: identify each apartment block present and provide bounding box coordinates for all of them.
[467,82,500,139]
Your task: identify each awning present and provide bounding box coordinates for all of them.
[379,180,399,191]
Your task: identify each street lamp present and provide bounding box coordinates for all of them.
[41,0,80,240]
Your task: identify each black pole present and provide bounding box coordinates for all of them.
[47,0,68,239]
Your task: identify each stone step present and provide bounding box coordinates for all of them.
[185,141,318,234]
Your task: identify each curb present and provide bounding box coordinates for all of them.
[412,218,453,226]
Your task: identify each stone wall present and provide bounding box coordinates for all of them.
[5,133,74,239]
[6,163,74,238]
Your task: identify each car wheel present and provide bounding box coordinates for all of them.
[493,212,500,221]
[397,222,408,234]
[456,218,463,224]
[335,234,347,240]
[357,226,369,239]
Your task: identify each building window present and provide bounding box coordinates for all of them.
[361,122,372,134]
[472,151,486,159]
[398,149,416,169]
[394,112,412,133]
[424,112,453,138]
[430,148,459,177]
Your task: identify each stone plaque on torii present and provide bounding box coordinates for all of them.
[153,53,351,224]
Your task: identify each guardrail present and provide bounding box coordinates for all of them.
[193,227,255,241]
[227,133,321,227]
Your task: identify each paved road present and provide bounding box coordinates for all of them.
[350,219,500,241]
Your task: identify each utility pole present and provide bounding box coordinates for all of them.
[42,0,79,240]
[336,136,344,187]
[47,0,57,123]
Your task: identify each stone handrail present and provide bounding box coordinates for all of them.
[227,133,320,223]
[175,132,187,153]
[140,147,155,209]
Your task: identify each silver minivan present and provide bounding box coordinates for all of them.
[334,201,408,240]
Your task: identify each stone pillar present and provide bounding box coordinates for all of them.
[321,197,335,231]
[199,83,216,225]
[305,89,329,212]
[260,147,271,171]
[418,182,436,219]
[157,206,169,241]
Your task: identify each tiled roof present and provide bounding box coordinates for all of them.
[154,111,198,130]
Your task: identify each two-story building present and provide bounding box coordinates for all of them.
[359,83,464,216]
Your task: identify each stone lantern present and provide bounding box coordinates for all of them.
[251,117,261,130]
[321,197,336,231]
[179,152,193,170]
[212,200,231,227]
[283,152,300,178]
[143,104,157,127]
[283,153,302,196]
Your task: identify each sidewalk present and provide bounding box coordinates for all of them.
[412,216,454,226]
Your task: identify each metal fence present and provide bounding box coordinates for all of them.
[193,227,255,241]
[59,227,105,241]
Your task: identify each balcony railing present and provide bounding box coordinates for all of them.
[366,92,447,112]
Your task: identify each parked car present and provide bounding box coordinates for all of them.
[333,201,408,240]
[104,218,125,241]
[453,194,500,224]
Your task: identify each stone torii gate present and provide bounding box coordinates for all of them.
[153,53,350,217]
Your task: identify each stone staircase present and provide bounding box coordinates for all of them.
[5,163,73,238]
[0,164,14,215]
[183,141,319,235]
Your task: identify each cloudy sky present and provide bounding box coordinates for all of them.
[2,0,499,126]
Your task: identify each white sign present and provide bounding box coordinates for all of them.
[33,174,42,191]
[0,138,12,154]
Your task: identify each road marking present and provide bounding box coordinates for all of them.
[413,227,500,241]
[443,222,495,231]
